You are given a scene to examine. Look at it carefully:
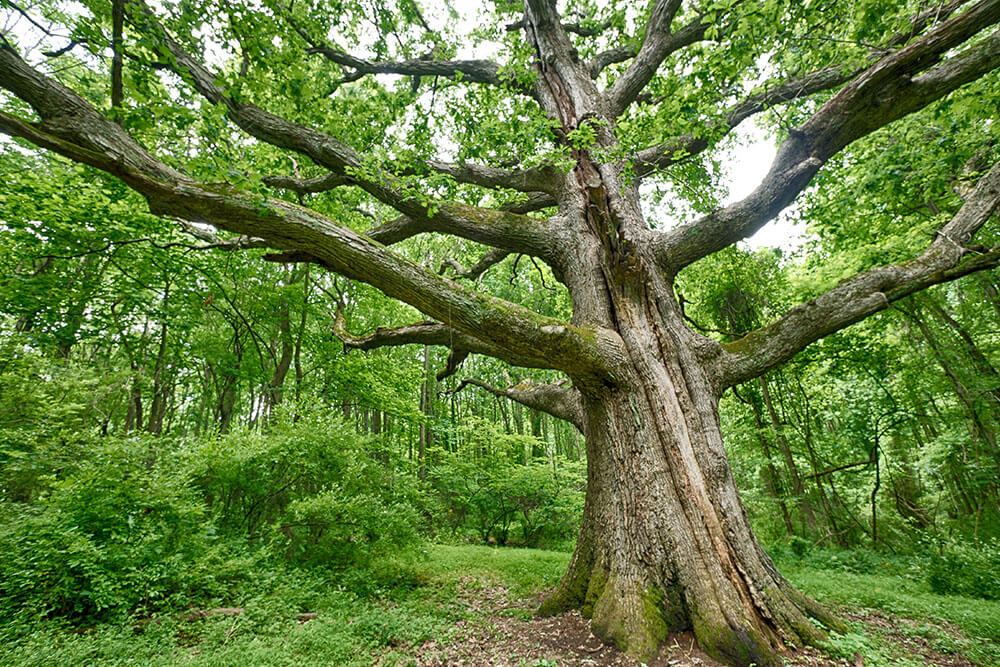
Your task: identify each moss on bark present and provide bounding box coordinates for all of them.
[589,578,671,662]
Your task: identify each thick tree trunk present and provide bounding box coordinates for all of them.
[540,306,844,665]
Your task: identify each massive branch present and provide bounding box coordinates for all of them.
[655,0,1000,274]
[717,158,1000,388]
[0,43,620,380]
[307,45,509,88]
[634,0,978,179]
[126,3,562,259]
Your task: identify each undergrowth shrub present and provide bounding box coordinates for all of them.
[277,489,421,568]
[0,437,211,624]
[769,544,928,583]
[187,405,424,568]
[0,404,428,627]
[428,439,584,549]
[0,347,125,503]
[927,539,1000,600]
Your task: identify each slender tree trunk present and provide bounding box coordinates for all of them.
[923,294,1000,406]
[871,440,880,548]
[512,400,524,435]
[124,362,143,432]
[216,329,243,434]
[110,0,124,120]
[264,300,294,413]
[418,344,434,480]
[760,376,818,534]
[900,303,1000,478]
[147,282,171,435]
[265,265,305,417]
[741,385,795,535]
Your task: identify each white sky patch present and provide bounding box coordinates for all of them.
[722,122,806,253]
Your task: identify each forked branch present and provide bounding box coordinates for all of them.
[126,1,561,258]
[0,44,616,379]
[439,248,511,280]
[606,2,713,115]
[452,377,584,431]
[282,9,528,93]
[634,0,979,179]
[330,312,547,379]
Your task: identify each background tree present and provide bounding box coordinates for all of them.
[2,0,1000,664]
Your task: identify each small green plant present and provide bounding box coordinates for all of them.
[927,539,1000,600]
[789,535,810,559]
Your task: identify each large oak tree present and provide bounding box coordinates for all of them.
[2,0,1000,664]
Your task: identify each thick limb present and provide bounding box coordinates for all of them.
[633,0,977,177]
[654,0,1000,273]
[330,315,542,373]
[717,159,1000,388]
[125,1,564,259]
[0,59,616,379]
[606,2,712,115]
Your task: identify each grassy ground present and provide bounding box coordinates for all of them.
[779,560,1000,666]
[1,545,997,666]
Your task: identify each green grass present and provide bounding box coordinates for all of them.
[2,545,999,666]
[422,544,570,596]
[1,588,462,666]
[777,557,1000,665]
[0,545,567,667]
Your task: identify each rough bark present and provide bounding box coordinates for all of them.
[538,300,846,665]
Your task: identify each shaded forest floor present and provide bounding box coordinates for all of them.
[3,545,999,666]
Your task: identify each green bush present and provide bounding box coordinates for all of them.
[927,539,1000,600]
[0,406,428,626]
[428,443,584,548]
[276,488,421,568]
[187,406,424,567]
[186,409,360,538]
[0,347,124,503]
[0,438,211,623]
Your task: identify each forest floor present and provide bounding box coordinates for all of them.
[392,586,986,667]
[388,548,990,666]
[2,544,999,666]
[379,545,1000,667]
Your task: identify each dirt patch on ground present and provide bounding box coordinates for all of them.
[385,583,981,666]
[403,601,727,666]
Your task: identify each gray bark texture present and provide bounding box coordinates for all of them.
[3,0,1000,664]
